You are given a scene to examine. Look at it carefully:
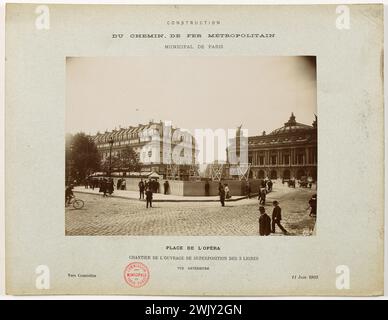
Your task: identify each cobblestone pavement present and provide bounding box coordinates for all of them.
[65,185,316,236]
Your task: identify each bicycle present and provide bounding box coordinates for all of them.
[66,196,85,209]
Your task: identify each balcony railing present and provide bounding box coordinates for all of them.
[250,162,317,167]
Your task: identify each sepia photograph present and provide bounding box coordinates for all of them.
[4,3,384,297]
[65,56,318,236]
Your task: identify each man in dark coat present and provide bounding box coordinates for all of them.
[138,179,145,200]
[107,178,114,196]
[145,187,153,208]
[219,184,225,207]
[218,182,223,194]
[309,194,317,217]
[164,180,169,195]
[259,206,271,236]
[271,201,288,234]
[259,188,266,205]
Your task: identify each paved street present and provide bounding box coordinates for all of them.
[65,184,316,236]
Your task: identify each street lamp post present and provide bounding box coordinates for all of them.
[108,138,114,177]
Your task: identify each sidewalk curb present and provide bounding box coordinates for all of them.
[74,190,260,203]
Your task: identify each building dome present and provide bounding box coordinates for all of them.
[270,113,313,135]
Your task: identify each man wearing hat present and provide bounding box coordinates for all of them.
[272,201,288,235]
[259,206,271,236]
[308,194,317,217]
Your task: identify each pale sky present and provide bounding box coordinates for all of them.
[66,56,316,136]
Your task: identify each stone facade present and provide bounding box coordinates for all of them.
[90,121,197,178]
[247,113,317,180]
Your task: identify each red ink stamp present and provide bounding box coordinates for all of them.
[124,262,150,288]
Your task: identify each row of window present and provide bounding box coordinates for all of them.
[249,135,311,145]
[96,128,195,145]
[95,128,159,144]
[248,154,317,166]
[101,148,190,160]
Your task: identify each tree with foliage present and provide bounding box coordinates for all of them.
[119,146,140,173]
[65,132,100,184]
[101,154,120,175]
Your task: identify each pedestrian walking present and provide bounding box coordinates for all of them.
[259,188,266,205]
[308,194,317,217]
[259,206,271,236]
[219,184,225,207]
[271,201,288,234]
[218,182,223,194]
[117,178,122,190]
[145,187,153,208]
[121,179,126,190]
[139,179,145,199]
